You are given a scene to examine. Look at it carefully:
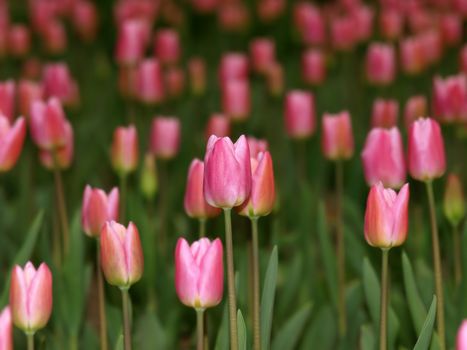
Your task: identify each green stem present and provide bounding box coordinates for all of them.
[119,174,127,224]
[97,240,108,350]
[52,152,69,256]
[27,333,34,350]
[453,224,462,286]
[158,160,168,258]
[425,181,445,350]
[223,209,238,350]
[69,334,78,350]
[121,289,132,350]
[251,218,261,350]
[335,160,347,337]
[196,309,205,350]
[199,218,207,238]
[379,249,389,350]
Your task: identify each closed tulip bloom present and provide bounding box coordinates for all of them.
[218,2,250,32]
[404,95,427,129]
[443,174,465,227]
[379,10,403,41]
[204,135,251,209]
[284,90,315,139]
[457,320,467,350]
[42,63,79,106]
[38,121,73,170]
[0,307,12,350]
[100,221,144,289]
[219,53,249,82]
[154,29,181,66]
[440,14,462,47]
[188,57,206,95]
[150,117,181,160]
[165,66,185,98]
[247,136,269,158]
[366,43,396,85]
[111,125,139,175]
[361,127,406,189]
[18,80,43,118]
[265,62,284,96]
[222,79,250,122]
[302,49,326,85]
[331,16,357,51]
[184,159,222,219]
[8,24,31,57]
[371,98,399,128]
[135,58,165,105]
[205,114,230,139]
[257,0,285,23]
[0,115,26,172]
[364,182,409,248]
[238,151,275,218]
[191,0,218,13]
[460,46,467,73]
[250,38,275,74]
[321,111,354,161]
[9,262,53,333]
[41,20,67,54]
[82,186,119,237]
[72,1,98,42]
[433,74,467,123]
[0,80,15,122]
[175,238,223,309]
[352,5,374,42]
[115,19,149,66]
[419,30,442,66]
[400,37,425,75]
[293,3,325,46]
[408,118,446,181]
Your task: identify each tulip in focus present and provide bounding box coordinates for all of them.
[0,114,26,172]
[222,79,250,122]
[366,43,396,86]
[432,74,467,124]
[111,125,139,176]
[302,49,326,85]
[371,98,399,128]
[321,111,354,161]
[284,90,315,139]
[457,320,467,350]
[0,307,12,350]
[250,38,275,74]
[154,29,181,66]
[150,117,181,160]
[205,114,230,139]
[404,95,427,129]
[82,186,119,237]
[0,80,15,122]
[135,58,165,105]
[443,174,465,228]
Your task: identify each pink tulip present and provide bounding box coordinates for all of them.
[21,58,42,81]
[293,3,325,46]
[364,182,409,249]
[456,320,467,350]
[371,98,399,128]
[361,127,406,189]
[164,66,185,98]
[238,151,275,218]
[114,0,157,24]
[366,43,396,85]
[302,49,326,85]
[432,74,467,124]
[115,19,149,66]
[18,80,43,118]
[205,113,230,139]
[250,38,275,74]
[72,1,98,42]
[40,20,67,55]
[419,30,442,66]
[440,14,462,47]
[184,159,222,219]
[408,118,446,181]
[111,125,139,175]
[191,0,218,13]
[42,63,79,106]
[265,62,284,96]
[351,5,374,42]
[149,117,181,160]
[400,36,425,75]
[222,79,250,121]
[135,59,165,105]
[188,57,206,95]
[407,9,433,33]
[218,2,250,32]
[118,65,137,99]
[331,16,357,51]
[460,45,467,74]
[0,80,15,122]
[175,237,223,309]
[100,221,144,288]
[247,136,269,158]
[404,95,427,129]
[379,9,403,41]
[219,53,249,82]
[38,120,73,170]
[82,186,119,237]
[0,307,12,350]
[257,0,285,23]
[8,24,30,57]
[284,90,315,139]
[154,29,181,66]
[9,262,53,333]
[0,115,26,172]
[321,111,354,161]
[203,135,251,209]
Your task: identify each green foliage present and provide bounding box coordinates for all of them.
[261,246,278,350]
[413,296,437,350]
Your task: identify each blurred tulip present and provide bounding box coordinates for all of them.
[0,115,26,172]
[351,5,374,42]
[82,186,119,237]
[331,16,357,51]
[154,29,181,66]
[440,14,462,47]
[293,3,325,46]
[404,95,427,129]
[9,262,53,333]
[0,307,12,350]
[118,65,137,99]
[265,62,284,96]
[250,38,275,74]
[302,49,326,85]
[205,113,230,139]
[321,111,354,161]
[366,43,396,86]
[361,127,406,189]
[443,173,465,228]
[457,320,467,350]
[247,136,269,158]
[0,80,15,122]
[42,63,79,106]
[150,117,181,160]
[114,0,158,24]
[379,10,403,41]
[175,237,223,309]
[408,118,446,182]
[433,74,467,124]
[218,2,250,32]
[41,20,67,54]
[219,53,248,82]
[38,121,73,170]
[8,25,30,57]
[371,98,399,128]
[204,135,251,208]
[222,79,250,122]
[191,0,218,13]
[165,66,185,98]
[21,58,42,80]
[115,19,149,66]
[364,182,409,248]
[100,221,144,289]
[419,30,442,66]
[461,45,467,74]
[72,1,98,42]
[111,125,139,175]
[18,80,43,118]
[284,90,315,139]
[188,57,206,95]
[135,59,165,105]
[139,152,158,200]
[400,37,424,75]
[257,0,285,23]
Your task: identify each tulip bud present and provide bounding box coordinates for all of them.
[203,135,251,209]
[366,43,396,86]
[419,30,442,67]
[135,59,165,105]
[82,186,119,237]
[364,182,409,249]
[38,122,73,170]
[139,153,158,201]
[321,111,354,161]
[8,25,31,57]
[379,10,403,41]
[440,14,462,47]
[191,0,218,13]
[331,16,357,51]
[41,20,67,54]
[188,57,206,95]
[432,74,467,124]
[400,37,425,75]
[302,49,326,85]
[361,127,406,189]
[218,2,250,32]
[247,136,269,158]
[443,173,465,227]
[371,98,399,128]
[250,38,275,74]
[9,262,53,333]
[205,113,230,139]
[352,5,374,42]
[175,237,223,310]
[408,118,446,182]
[115,19,149,66]
[150,117,181,160]
[0,80,15,122]
[72,1,98,42]
[0,115,26,172]
[219,53,249,82]
[293,3,325,46]
[111,125,139,176]
[154,29,181,66]
[0,307,12,350]
[457,320,467,350]
[222,79,250,122]
[284,90,315,139]
[42,63,79,106]
[165,66,185,98]
[404,95,427,129]
[100,221,144,289]
[18,80,43,118]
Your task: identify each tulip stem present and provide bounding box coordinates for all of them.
[223,209,238,350]
[335,160,347,337]
[52,153,69,256]
[453,224,462,286]
[121,289,132,350]
[97,240,109,350]
[27,333,34,350]
[199,218,207,238]
[379,249,389,350]
[251,218,261,350]
[426,181,445,350]
[119,174,127,224]
[196,309,205,350]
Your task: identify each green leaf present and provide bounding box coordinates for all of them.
[271,303,312,350]
[237,309,247,350]
[261,246,278,350]
[0,210,44,307]
[114,334,124,350]
[214,302,229,350]
[413,296,437,350]
[134,310,168,350]
[360,324,376,350]
[402,252,427,332]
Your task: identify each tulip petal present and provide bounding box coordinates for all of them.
[101,221,128,287]
[27,263,52,331]
[9,266,29,330]
[175,238,200,307]
[198,238,224,308]
[125,222,144,285]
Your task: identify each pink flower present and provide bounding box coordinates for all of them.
[0,307,12,350]
[456,320,467,350]
[257,0,285,23]
[18,80,43,118]
[247,136,269,158]
[38,121,73,170]
[175,237,223,309]
[250,38,276,74]
[150,117,181,160]
[111,125,139,175]
[400,36,425,75]
[154,29,181,66]
[8,24,31,57]
[404,95,427,129]
[42,63,79,106]
[379,9,403,41]
[0,115,26,172]
[440,13,462,47]
[265,62,284,96]
[321,111,354,161]
[164,66,185,98]
[115,19,149,66]
[302,49,326,85]
[371,98,399,128]
[41,20,67,55]
[284,90,315,139]
[432,74,467,124]
[351,5,374,42]
[222,79,250,122]
[72,1,98,42]
[331,16,357,51]
[366,43,396,85]
[0,80,15,122]
[135,58,165,105]
[293,3,325,46]
[82,186,119,237]
[205,113,230,139]
[219,53,249,82]
[364,182,409,249]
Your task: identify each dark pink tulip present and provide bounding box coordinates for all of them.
[165,66,186,98]
[18,80,43,118]
[0,115,26,172]
[238,151,275,218]
[407,9,433,33]
[111,125,139,175]
[379,9,403,41]
[247,136,269,158]
[203,135,251,209]
[154,29,181,66]
[404,95,427,129]
[460,45,467,74]
[188,57,206,95]
[364,182,409,248]
[257,0,285,23]
[41,20,67,54]
[114,0,158,24]
[42,63,79,106]
[321,111,354,161]
[284,90,315,139]
[0,80,15,122]
[457,320,467,350]
[115,19,149,66]
[0,307,12,350]
[293,3,325,46]
[302,49,326,85]
[331,15,357,51]
[265,62,284,96]
[250,38,275,74]
[100,221,144,289]
[72,1,98,42]
[366,43,396,86]
[205,113,230,139]
[408,118,446,181]
[175,237,223,309]
[361,127,406,189]
[222,79,250,122]
[351,5,374,42]
[400,37,425,75]
[191,0,218,13]
[440,13,462,47]
[218,2,250,32]
[184,159,222,219]
[371,98,399,128]
[219,53,249,82]
[432,74,467,124]
[82,186,119,237]
[135,58,165,105]
[38,120,73,170]
[150,117,181,160]
[9,262,53,333]
[8,24,30,57]
[419,30,442,66]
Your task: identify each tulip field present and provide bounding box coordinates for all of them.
[1,0,467,349]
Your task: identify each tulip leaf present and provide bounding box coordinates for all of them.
[0,210,44,307]
[271,303,312,350]
[360,324,376,350]
[214,302,229,350]
[134,309,168,350]
[237,309,247,350]
[261,246,278,350]
[114,334,124,350]
[300,304,337,349]
[413,296,437,350]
